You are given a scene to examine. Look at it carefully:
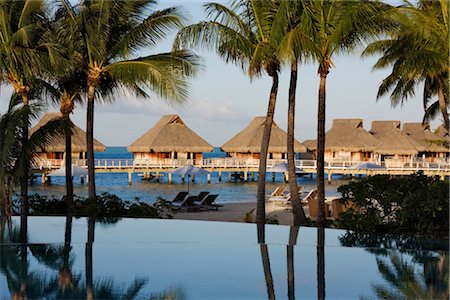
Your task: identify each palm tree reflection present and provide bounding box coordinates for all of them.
[257,223,276,300]
[287,226,299,300]
[340,231,449,299]
[317,226,325,300]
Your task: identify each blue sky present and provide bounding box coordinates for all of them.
[0,0,438,147]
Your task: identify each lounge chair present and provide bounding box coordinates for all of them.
[301,189,317,206]
[170,192,189,205]
[267,186,291,207]
[269,186,287,197]
[193,194,222,210]
[307,195,330,219]
[171,195,201,211]
[197,191,210,201]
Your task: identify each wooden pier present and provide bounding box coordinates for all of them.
[32,158,450,185]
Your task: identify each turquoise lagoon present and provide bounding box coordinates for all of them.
[29,147,348,203]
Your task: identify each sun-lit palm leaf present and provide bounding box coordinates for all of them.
[106,51,201,102]
[110,6,186,59]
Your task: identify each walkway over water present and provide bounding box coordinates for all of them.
[33,158,450,184]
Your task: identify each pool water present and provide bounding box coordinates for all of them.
[0,217,448,299]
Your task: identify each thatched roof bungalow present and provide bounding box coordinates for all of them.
[128,115,213,164]
[221,116,307,160]
[369,121,420,165]
[303,119,379,161]
[402,123,449,160]
[30,112,106,160]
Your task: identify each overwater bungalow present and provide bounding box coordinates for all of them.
[30,112,106,162]
[402,123,449,161]
[221,116,307,160]
[302,119,378,161]
[369,121,420,166]
[128,115,213,164]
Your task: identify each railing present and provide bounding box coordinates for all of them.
[32,158,450,171]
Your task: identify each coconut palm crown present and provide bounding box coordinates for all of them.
[174,0,287,224]
[363,0,449,130]
[60,0,201,200]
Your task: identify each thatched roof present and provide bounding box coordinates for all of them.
[302,139,316,151]
[434,124,449,139]
[30,112,106,153]
[303,119,378,151]
[403,123,448,153]
[370,121,419,155]
[128,115,213,153]
[221,116,307,153]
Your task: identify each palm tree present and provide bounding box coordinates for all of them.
[174,0,284,224]
[61,0,200,201]
[299,0,393,225]
[0,94,64,217]
[277,1,310,226]
[0,0,59,218]
[363,0,449,130]
[39,5,86,212]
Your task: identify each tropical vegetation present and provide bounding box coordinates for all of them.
[0,0,447,229]
[335,172,449,237]
[364,0,449,130]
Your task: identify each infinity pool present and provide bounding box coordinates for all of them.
[0,217,448,299]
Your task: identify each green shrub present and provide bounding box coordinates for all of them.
[22,193,174,219]
[335,172,449,237]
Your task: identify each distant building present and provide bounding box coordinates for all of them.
[128,115,213,164]
[369,121,420,166]
[30,112,106,163]
[402,123,449,161]
[302,119,378,161]
[221,116,307,160]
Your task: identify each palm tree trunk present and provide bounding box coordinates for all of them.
[20,94,29,220]
[287,226,299,300]
[437,78,449,131]
[317,226,325,300]
[287,61,307,226]
[86,85,96,200]
[316,73,327,226]
[64,115,74,214]
[19,214,28,299]
[256,73,279,224]
[86,217,95,300]
[63,213,73,268]
[260,243,276,300]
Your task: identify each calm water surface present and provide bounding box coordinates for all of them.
[0,216,448,299]
[29,147,352,203]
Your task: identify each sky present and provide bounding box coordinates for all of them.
[0,0,440,147]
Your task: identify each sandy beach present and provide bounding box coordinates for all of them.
[173,202,312,225]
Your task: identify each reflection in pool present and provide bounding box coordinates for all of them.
[0,216,448,299]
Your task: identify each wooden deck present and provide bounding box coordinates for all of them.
[32,158,450,184]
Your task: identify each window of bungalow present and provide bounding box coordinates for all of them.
[281,153,285,159]
[269,153,273,159]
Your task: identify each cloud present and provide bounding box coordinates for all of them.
[96,95,250,122]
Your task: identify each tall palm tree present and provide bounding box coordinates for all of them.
[0,0,59,218]
[277,1,310,226]
[61,0,200,201]
[40,4,86,212]
[364,0,449,130]
[175,0,284,224]
[300,0,393,225]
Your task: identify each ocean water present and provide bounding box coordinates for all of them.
[29,147,350,203]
